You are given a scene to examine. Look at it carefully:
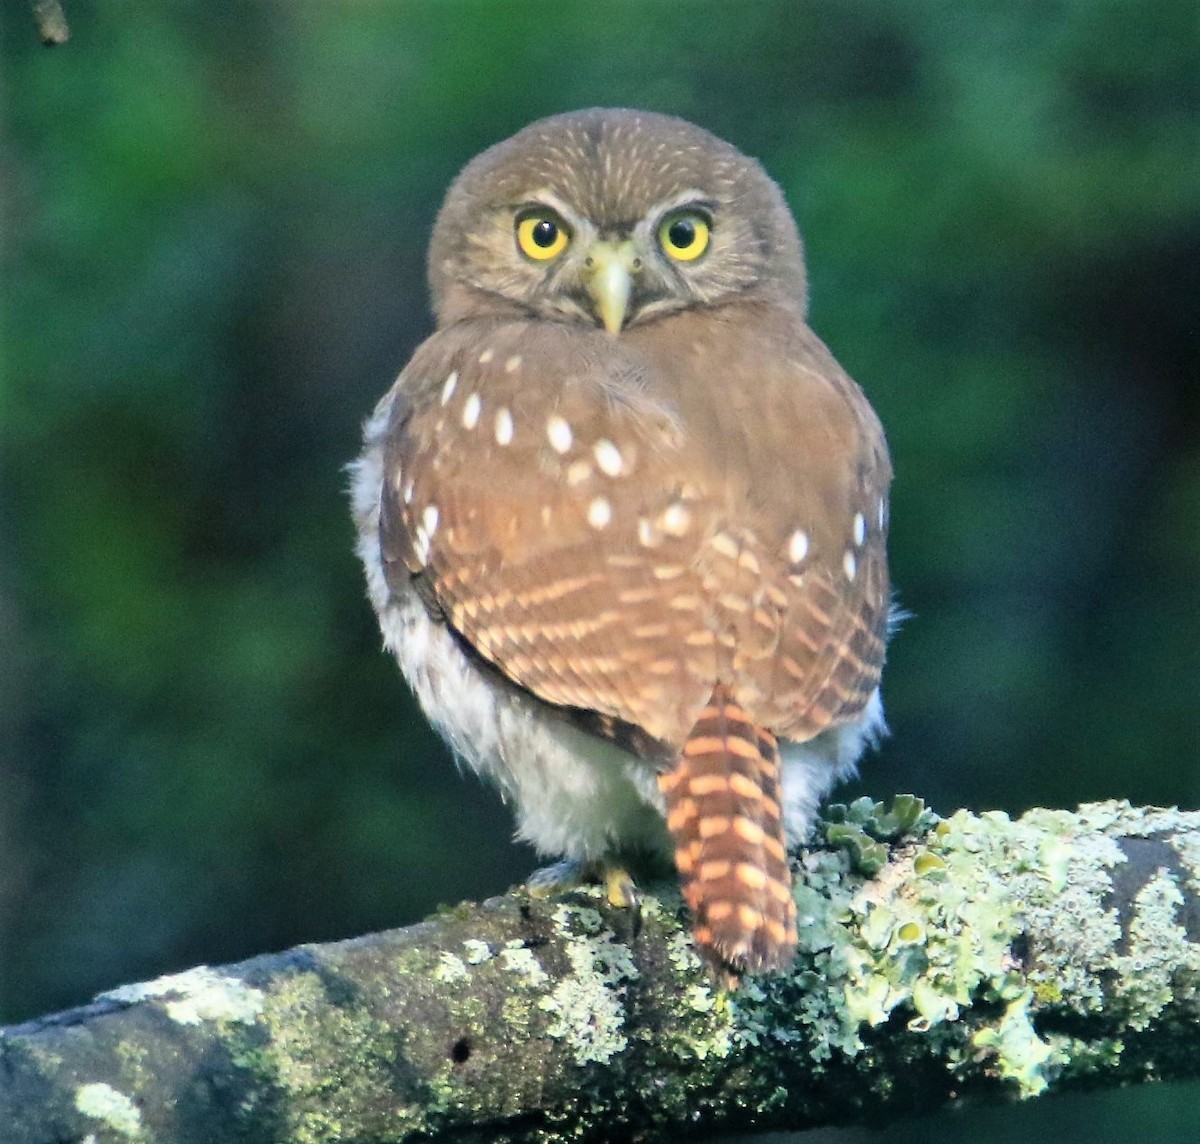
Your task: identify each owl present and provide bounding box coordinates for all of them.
[351,109,892,980]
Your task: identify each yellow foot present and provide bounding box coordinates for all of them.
[601,865,639,912]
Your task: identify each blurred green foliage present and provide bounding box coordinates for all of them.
[1,1,1196,1137]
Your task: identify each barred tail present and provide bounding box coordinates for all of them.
[658,684,797,979]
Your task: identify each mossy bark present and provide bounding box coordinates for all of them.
[2,799,1199,1143]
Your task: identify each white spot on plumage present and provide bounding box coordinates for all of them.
[462,393,482,430]
[478,348,494,364]
[638,518,659,548]
[788,529,809,564]
[404,481,415,505]
[413,503,438,567]
[546,415,573,454]
[737,549,761,574]
[593,439,623,477]
[504,355,522,373]
[853,512,866,546]
[660,502,690,537]
[441,371,458,405]
[843,550,857,580]
[413,526,431,565]
[587,497,612,530]
[495,407,514,446]
[566,459,592,485]
[709,532,739,559]
[878,498,887,531]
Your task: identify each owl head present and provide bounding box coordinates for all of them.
[428,109,807,335]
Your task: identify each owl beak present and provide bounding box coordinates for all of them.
[584,242,637,335]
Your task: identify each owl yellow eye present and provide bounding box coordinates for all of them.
[658,211,711,261]
[516,212,570,261]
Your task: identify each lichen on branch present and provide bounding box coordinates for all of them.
[2,799,1199,1143]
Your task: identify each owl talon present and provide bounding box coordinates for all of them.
[524,861,642,932]
[604,866,639,911]
[602,865,643,939]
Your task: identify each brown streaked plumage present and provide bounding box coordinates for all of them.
[352,109,893,980]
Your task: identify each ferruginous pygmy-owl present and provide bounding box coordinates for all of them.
[352,109,892,979]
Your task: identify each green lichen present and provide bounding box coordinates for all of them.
[500,941,550,987]
[501,992,535,1035]
[666,926,703,976]
[866,808,1064,1092]
[1018,815,1124,1014]
[74,1082,143,1138]
[727,805,1058,1090]
[1047,1032,1125,1076]
[114,1037,151,1080]
[734,800,1200,1098]
[971,991,1055,1095]
[44,800,1200,1140]
[824,822,890,875]
[433,952,468,984]
[537,902,638,1065]
[1173,830,1200,893]
[1073,799,1198,837]
[249,970,418,1144]
[728,846,866,1061]
[1114,870,1197,1028]
[1019,801,1200,1033]
[461,939,493,965]
[100,966,265,1027]
[822,795,937,875]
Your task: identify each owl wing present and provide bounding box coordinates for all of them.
[656,307,893,743]
[376,311,890,754]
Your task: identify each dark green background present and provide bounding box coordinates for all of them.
[2,2,1196,1139]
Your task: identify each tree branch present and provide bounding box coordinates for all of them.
[2,799,1198,1142]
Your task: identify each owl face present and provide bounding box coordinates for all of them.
[428,109,808,334]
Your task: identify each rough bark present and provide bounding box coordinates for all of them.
[2,799,1198,1143]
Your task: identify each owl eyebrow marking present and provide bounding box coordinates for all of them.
[516,189,580,226]
[651,189,718,219]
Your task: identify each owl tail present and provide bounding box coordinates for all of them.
[658,684,798,981]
